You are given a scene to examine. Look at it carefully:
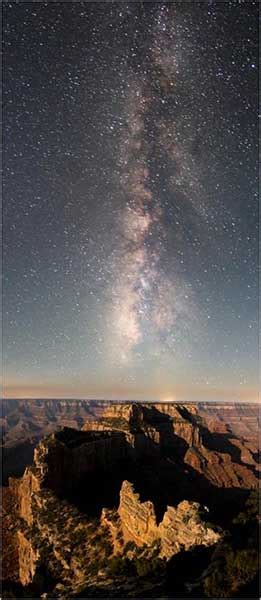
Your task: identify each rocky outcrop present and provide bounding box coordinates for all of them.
[8,427,129,526]
[184,444,258,488]
[17,531,39,586]
[82,405,162,458]
[118,480,221,559]
[2,399,98,484]
[158,501,220,558]
[7,482,107,591]
[118,481,158,547]
[25,428,128,496]
[101,508,123,554]
[10,468,40,525]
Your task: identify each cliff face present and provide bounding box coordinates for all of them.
[14,468,40,525]
[17,531,39,586]
[118,481,158,547]
[8,477,105,592]
[6,427,131,590]
[197,403,259,441]
[27,428,128,495]
[83,402,259,490]
[3,399,258,486]
[184,444,258,488]
[9,465,221,591]
[158,502,220,558]
[2,398,98,484]
[118,480,221,559]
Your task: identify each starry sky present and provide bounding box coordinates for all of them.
[3,1,258,402]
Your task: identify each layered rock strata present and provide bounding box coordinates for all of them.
[118,480,221,559]
[83,402,259,489]
[4,401,259,596]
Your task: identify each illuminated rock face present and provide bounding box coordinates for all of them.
[17,531,39,586]
[118,480,221,559]
[118,481,158,547]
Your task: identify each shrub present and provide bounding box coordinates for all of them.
[204,568,231,598]
[227,548,258,587]
[116,529,123,542]
[135,556,164,578]
[107,555,135,577]
[233,489,259,525]
[101,539,113,556]
[203,545,259,597]
[124,541,136,553]
[73,529,87,545]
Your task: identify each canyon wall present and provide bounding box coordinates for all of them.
[83,402,259,489]
[4,401,259,595]
[17,531,40,586]
[32,428,128,494]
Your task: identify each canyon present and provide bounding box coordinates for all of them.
[2,400,259,598]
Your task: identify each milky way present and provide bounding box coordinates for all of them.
[3,1,258,400]
[108,4,199,363]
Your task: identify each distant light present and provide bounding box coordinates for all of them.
[160,396,176,403]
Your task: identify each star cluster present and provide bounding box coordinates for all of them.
[3,1,258,400]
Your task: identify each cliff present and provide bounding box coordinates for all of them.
[6,419,222,592]
[2,398,97,484]
[83,402,259,490]
[17,530,40,586]
[8,479,111,593]
[117,480,220,559]
[3,399,259,486]
[25,428,128,496]
[118,481,158,547]
[3,401,259,598]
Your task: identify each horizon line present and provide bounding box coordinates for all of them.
[2,397,260,404]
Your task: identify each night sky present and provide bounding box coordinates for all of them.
[3,1,258,401]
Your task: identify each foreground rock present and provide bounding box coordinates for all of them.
[5,426,221,595]
[117,480,221,558]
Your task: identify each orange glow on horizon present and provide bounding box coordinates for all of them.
[2,381,259,403]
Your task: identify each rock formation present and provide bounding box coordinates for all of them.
[118,480,221,559]
[3,399,259,486]
[83,402,259,489]
[17,428,128,497]
[2,398,97,484]
[118,481,159,547]
[17,530,40,586]
[3,401,259,598]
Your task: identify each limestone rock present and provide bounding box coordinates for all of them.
[118,481,158,547]
[117,480,221,559]
[17,531,39,586]
[158,501,220,559]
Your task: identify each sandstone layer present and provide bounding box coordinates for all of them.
[118,480,221,559]
[83,402,259,489]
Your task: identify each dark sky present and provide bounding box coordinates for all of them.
[3,1,258,401]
